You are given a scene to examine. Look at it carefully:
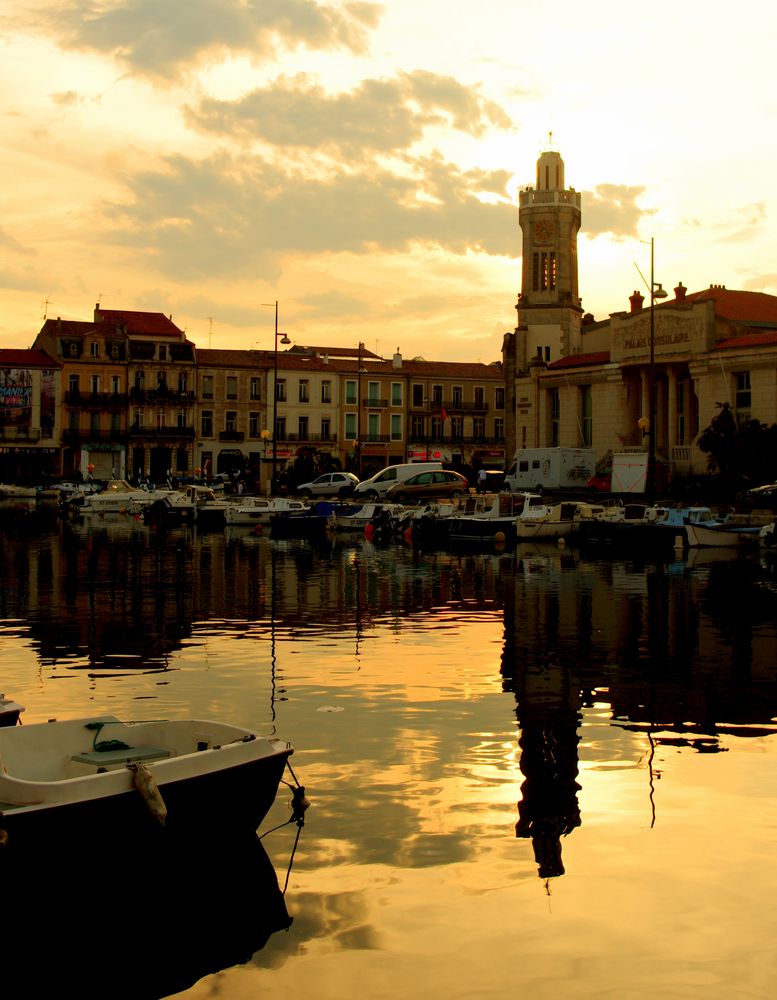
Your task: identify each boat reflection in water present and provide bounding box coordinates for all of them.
[2,824,294,998]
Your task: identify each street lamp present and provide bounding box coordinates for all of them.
[645,238,668,499]
[262,300,291,494]
[356,341,366,478]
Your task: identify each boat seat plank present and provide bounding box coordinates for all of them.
[71,746,171,767]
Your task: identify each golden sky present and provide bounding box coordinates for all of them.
[1,1,775,361]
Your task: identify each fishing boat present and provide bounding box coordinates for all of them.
[515,500,579,541]
[224,495,308,527]
[333,501,407,534]
[684,521,763,548]
[447,492,542,545]
[0,714,294,852]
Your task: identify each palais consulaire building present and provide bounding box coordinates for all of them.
[2,145,777,489]
[503,147,777,478]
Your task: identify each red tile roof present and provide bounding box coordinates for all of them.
[0,348,60,367]
[670,286,777,324]
[95,308,186,338]
[715,331,777,351]
[548,351,610,370]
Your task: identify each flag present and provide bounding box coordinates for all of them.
[440,407,447,422]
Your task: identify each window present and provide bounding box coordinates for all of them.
[431,415,442,439]
[299,379,309,403]
[367,413,379,440]
[321,416,331,440]
[111,375,121,395]
[411,415,424,438]
[275,416,286,440]
[157,371,167,389]
[249,412,260,438]
[432,385,443,406]
[452,386,463,407]
[276,379,287,403]
[495,387,505,410]
[178,373,188,394]
[68,374,80,394]
[533,252,557,291]
[135,409,144,429]
[391,383,403,407]
[110,412,121,433]
[345,412,357,439]
[68,411,79,432]
[134,371,145,390]
[156,409,166,430]
[451,416,464,439]
[110,343,120,360]
[90,342,99,359]
[321,380,332,404]
[367,381,379,404]
[412,384,424,407]
[226,376,237,400]
[176,409,187,429]
[90,412,100,434]
[90,375,100,394]
[494,417,505,442]
[345,380,357,405]
[225,411,237,433]
[391,414,402,441]
[201,411,213,437]
[473,416,485,440]
[735,371,751,423]
[159,345,167,361]
[250,377,260,401]
[580,385,592,446]
[298,416,309,439]
[69,343,78,357]
[474,386,484,409]
[550,388,560,447]
[201,375,214,399]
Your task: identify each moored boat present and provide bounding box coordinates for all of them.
[515,500,579,541]
[684,521,763,548]
[224,495,308,527]
[447,492,542,546]
[0,714,294,851]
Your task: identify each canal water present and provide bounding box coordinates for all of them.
[2,501,777,999]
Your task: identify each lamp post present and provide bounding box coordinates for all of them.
[646,238,668,499]
[262,300,291,494]
[356,341,366,478]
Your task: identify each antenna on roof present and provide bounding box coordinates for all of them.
[208,316,214,348]
[42,294,52,321]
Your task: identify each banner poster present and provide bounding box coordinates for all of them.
[0,368,33,425]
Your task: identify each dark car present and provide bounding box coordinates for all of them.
[384,469,470,503]
[297,472,360,498]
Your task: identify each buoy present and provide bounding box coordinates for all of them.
[558,537,566,548]
[494,531,506,544]
[674,534,684,550]
[364,523,375,542]
[129,762,168,826]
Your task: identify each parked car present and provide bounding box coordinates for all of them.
[384,469,470,503]
[296,472,360,498]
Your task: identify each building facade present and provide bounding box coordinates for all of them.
[504,147,777,480]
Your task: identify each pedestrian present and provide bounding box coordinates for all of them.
[477,468,488,494]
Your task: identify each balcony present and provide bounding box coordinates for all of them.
[0,426,41,443]
[65,391,128,407]
[280,432,339,444]
[129,424,195,439]
[63,429,128,445]
[362,397,388,409]
[219,430,245,442]
[129,388,196,404]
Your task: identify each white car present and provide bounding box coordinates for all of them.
[296,472,359,498]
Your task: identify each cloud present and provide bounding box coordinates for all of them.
[582,183,647,238]
[187,70,514,158]
[103,149,517,278]
[35,0,383,80]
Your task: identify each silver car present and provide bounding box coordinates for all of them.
[296,472,360,498]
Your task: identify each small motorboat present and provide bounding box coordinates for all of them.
[0,714,294,852]
[224,496,308,527]
[0,693,24,727]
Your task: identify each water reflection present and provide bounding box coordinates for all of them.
[3,510,777,996]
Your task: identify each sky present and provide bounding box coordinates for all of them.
[2,1,777,363]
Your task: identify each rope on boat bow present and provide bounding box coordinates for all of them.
[260,758,310,895]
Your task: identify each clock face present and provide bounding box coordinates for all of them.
[534,220,554,242]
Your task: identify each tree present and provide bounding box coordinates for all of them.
[697,402,777,488]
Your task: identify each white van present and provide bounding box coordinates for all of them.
[353,461,443,500]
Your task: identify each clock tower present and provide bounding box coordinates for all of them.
[516,144,583,360]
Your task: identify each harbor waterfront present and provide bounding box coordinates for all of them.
[2,502,777,998]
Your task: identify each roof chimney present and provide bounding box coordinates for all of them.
[674,282,687,302]
[629,290,644,314]
[393,348,402,369]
